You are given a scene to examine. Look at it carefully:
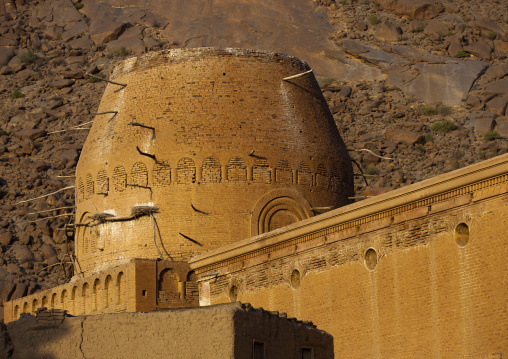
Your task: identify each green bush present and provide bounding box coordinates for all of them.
[87,72,106,83]
[364,166,378,176]
[420,105,438,116]
[367,14,381,25]
[415,144,425,153]
[32,140,42,149]
[424,133,434,143]
[75,2,84,9]
[431,120,457,133]
[486,31,497,40]
[484,131,501,141]
[11,90,24,99]
[437,106,453,115]
[413,26,424,33]
[112,47,128,58]
[339,0,347,4]
[455,49,469,58]
[19,52,38,64]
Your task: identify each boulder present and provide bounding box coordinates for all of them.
[0,281,15,303]
[0,232,12,246]
[120,25,146,39]
[68,36,94,50]
[394,0,443,20]
[375,21,403,42]
[356,21,368,32]
[342,40,404,66]
[59,149,79,164]
[448,41,462,58]
[14,69,41,81]
[385,58,488,106]
[90,21,129,44]
[0,32,19,47]
[496,117,508,137]
[11,245,35,264]
[423,20,449,36]
[483,64,508,80]
[106,37,146,55]
[41,243,57,259]
[18,233,32,245]
[486,96,508,117]
[484,79,508,95]
[50,0,82,27]
[495,40,508,57]
[42,25,63,40]
[19,128,45,141]
[50,79,75,89]
[37,2,53,22]
[465,111,497,133]
[464,39,492,60]
[62,21,88,42]
[383,129,424,144]
[0,46,15,67]
[9,283,27,300]
[471,19,505,36]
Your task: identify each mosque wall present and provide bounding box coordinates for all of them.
[191,154,508,359]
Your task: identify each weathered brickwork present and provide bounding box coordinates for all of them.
[191,154,508,359]
[3,259,198,323]
[74,48,354,276]
[5,303,333,359]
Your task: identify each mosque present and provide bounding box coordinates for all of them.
[4,48,508,358]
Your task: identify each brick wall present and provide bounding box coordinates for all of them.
[191,154,508,359]
[3,259,198,323]
[4,303,333,359]
[74,48,354,276]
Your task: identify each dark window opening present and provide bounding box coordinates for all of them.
[142,290,147,296]
[301,348,313,359]
[253,341,265,359]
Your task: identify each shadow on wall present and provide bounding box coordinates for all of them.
[3,309,74,359]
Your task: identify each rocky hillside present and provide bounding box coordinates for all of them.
[0,0,506,319]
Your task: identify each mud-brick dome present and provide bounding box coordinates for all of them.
[75,48,354,275]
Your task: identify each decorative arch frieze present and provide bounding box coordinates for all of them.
[250,188,312,236]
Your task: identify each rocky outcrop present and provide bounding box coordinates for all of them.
[341,39,489,106]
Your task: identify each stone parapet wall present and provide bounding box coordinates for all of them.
[3,303,333,359]
[75,47,354,276]
[191,154,508,358]
[3,259,198,323]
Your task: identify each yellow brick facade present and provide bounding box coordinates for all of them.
[75,48,354,276]
[191,154,508,359]
[3,259,198,323]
